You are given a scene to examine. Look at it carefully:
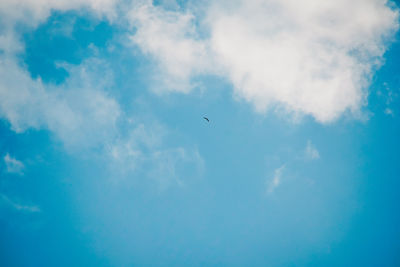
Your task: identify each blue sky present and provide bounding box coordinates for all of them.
[1,0,400,266]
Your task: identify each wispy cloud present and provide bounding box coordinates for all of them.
[0,194,40,213]
[305,140,320,160]
[267,165,285,194]
[3,153,24,175]
[148,147,204,190]
[384,108,394,116]
[109,121,205,189]
[379,82,397,117]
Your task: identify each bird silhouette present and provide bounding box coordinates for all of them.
[203,117,209,122]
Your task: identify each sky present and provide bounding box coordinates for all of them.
[0,0,400,266]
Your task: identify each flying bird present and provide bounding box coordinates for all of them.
[203,117,209,122]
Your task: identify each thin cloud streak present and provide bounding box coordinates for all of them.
[0,194,40,213]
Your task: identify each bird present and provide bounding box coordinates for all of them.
[203,117,209,122]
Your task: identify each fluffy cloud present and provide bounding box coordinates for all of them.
[0,0,206,183]
[209,0,399,122]
[0,0,209,188]
[0,0,122,149]
[2,0,397,144]
[129,0,399,122]
[0,57,121,149]
[3,153,25,175]
[0,0,118,56]
[0,0,397,186]
[127,1,211,92]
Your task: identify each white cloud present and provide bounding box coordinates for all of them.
[0,0,397,191]
[0,0,122,150]
[305,140,320,160]
[0,194,40,213]
[128,0,399,123]
[2,0,397,135]
[3,153,25,175]
[0,0,119,56]
[209,0,399,122]
[127,1,211,93]
[267,165,285,194]
[0,0,117,24]
[0,0,207,187]
[0,57,121,150]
